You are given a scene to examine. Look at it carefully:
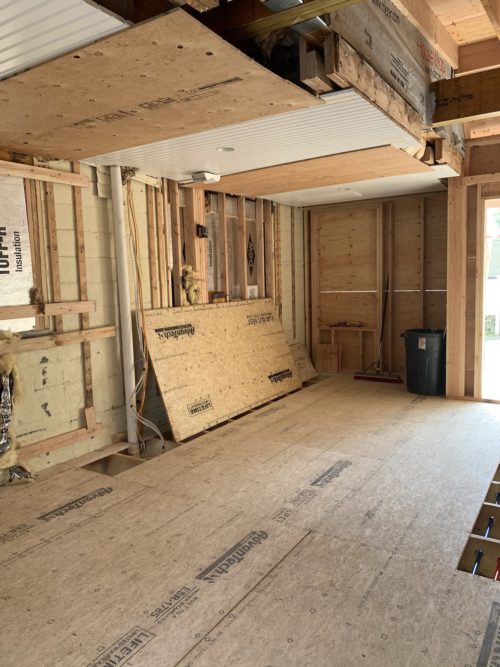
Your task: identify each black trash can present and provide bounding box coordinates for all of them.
[401,329,446,396]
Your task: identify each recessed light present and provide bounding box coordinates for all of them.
[216,146,236,153]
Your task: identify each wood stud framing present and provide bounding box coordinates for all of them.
[237,196,248,300]
[72,162,94,408]
[167,180,183,307]
[146,184,160,309]
[44,183,64,332]
[446,178,468,397]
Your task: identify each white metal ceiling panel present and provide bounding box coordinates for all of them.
[267,165,455,207]
[85,89,420,180]
[0,0,127,79]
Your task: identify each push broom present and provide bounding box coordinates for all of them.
[353,275,403,384]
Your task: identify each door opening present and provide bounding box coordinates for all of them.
[482,200,500,400]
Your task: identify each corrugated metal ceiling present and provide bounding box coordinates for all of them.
[0,0,127,80]
[85,89,419,180]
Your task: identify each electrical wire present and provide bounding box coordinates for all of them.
[126,180,165,452]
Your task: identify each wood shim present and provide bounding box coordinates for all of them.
[0,9,319,160]
[143,300,302,441]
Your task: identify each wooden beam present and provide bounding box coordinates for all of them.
[223,0,361,42]
[44,183,63,332]
[0,159,89,187]
[480,0,500,37]
[218,193,229,297]
[167,180,183,307]
[446,178,467,397]
[0,326,116,354]
[430,69,500,127]
[156,187,168,308]
[433,138,465,176]
[72,162,93,409]
[0,301,96,320]
[161,178,173,308]
[390,0,459,69]
[263,199,274,300]
[183,188,199,271]
[458,38,500,75]
[325,34,422,141]
[237,196,248,300]
[146,185,160,309]
[255,198,265,299]
[299,38,333,94]
[474,186,485,398]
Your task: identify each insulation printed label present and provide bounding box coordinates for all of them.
[311,461,352,488]
[155,324,195,340]
[268,369,293,384]
[0,176,34,332]
[477,602,500,667]
[87,627,155,667]
[196,530,269,584]
[37,487,112,521]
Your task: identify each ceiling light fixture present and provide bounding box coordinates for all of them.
[216,146,236,153]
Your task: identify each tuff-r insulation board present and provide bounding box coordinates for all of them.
[144,300,301,441]
[0,9,319,160]
[1,376,499,666]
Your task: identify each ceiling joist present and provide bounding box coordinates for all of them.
[480,0,500,38]
[390,0,458,68]
[458,38,500,75]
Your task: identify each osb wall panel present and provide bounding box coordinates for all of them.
[0,10,318,160]
[143,300,301,441]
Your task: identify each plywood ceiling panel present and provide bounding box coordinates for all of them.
[0,8,319,160]
[190,146,431,198]
[426,0,496,44]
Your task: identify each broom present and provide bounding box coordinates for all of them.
[353,275,403,384]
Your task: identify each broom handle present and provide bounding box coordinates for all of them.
[378,275,390,370]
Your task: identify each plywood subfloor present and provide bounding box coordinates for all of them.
[0,9,319,160]
[190,147,431,198]
[1,375,499,666]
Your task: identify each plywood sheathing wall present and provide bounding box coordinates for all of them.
[0,9,319,160]
[310,193,447,375]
